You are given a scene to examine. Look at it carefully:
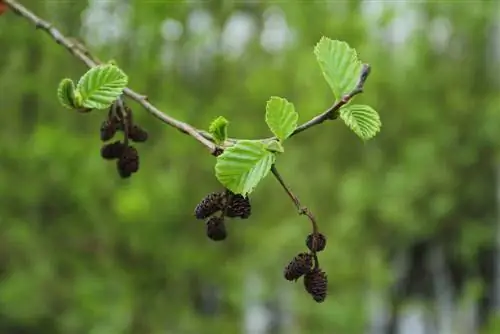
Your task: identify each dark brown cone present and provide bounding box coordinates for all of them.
[100,141,125,160]
[194,192,224,219]
[128,125,149,143]
[226,194,251,219]
[116,145,139,178]
[306,233,327,252]
[100,119,118,141]
[206,216,226,241]
[303,268,328,303]
[283,253,313,281]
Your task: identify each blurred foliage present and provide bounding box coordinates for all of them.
[1,0,500,333]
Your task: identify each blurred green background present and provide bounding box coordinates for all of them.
[1,0,500,333]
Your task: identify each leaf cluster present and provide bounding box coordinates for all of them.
[211,38,382,196]
[57,63,128,112]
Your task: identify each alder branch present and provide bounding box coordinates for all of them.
[5,0,370,243]
[3,0,218,155]
[289,63,370,138]
[201,64,371,144]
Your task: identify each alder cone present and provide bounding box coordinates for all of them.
[303,268,328,303]
[206,216,226,241]
[306,233,327,252]
[100,119,117,141]
[226,194,251,219]
[194,192,224,219]
[100,141,125,160]
[116,145,139,178]
[128,125,149,143]
[283,253,313,281]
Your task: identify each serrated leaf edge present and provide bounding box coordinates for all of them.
[265,96,298,141]
[76,64,129,109]
[339,104,381,140]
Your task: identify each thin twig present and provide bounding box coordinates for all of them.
[199,64,371,144]
[289,63,371,138]
[270,165,318,236]
[5,0,370,148]
[3,0,218,155]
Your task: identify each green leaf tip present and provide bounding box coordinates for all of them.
[314,37,363,101]
[57,78,78,109]
[339,104,381,140]
[215,140,276,196]
[265,96,298,141]
[76,64,128,110]
[209,116,229,145]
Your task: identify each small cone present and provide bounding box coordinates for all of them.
[306,233,327,252]
[100,119,118,141]
[100,141,125,160]
[116,145,139,178]
[206,216,226,241]
[194,192,224,219]
[303,268,328,303]
[283,253,313,281]
[226,194,251,219]
[128,125,149,143]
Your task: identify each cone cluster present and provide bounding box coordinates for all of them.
[194,189,251,242]
[99,99,149,178]
[284,232,328,303]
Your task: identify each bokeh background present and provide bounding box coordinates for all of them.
[1,0,500,333]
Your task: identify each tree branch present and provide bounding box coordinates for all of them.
[289,63,370,138]
[3,0,218,155]
[5,0,370,244]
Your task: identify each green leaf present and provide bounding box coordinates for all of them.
[209,116,229,145]
[215,140,276,196]
[57,78,78,109]
[265,96,298,141]
[76,64,128,109]
[339,104,381,140]
[314,37,363,100]
[265,139,284,153]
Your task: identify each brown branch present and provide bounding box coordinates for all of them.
[271,165,318,234]
[5,0,370,242]
[3,0,218,155]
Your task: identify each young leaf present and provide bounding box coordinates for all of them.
[215,140,276,196]
[209,116,229,145]
[265,96,298,141]
[265,139,285,153]
[314,37,363,100]
[57,78,78,109]
[339,104,381,140]
[76,64,128,109]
